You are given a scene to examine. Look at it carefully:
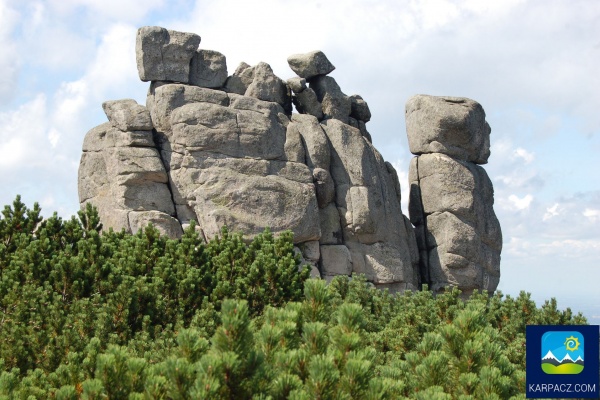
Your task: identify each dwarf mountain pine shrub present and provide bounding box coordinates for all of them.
[0,197,587,399]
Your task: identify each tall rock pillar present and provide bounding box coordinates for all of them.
[406,95,502,296]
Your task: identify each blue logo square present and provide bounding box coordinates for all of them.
[527,325,599,398]
[541,331,584,374]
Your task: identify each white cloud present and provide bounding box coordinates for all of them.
[414,0,460,30]
[48,128,60,148]
[40,193,55,209]
[583,208,600,222]
[543,203,561,221]
[49,23,145,148]
[0,23,146,217]
[507,194,533,210]
[513,147,534,164]
[11,2,93,73]
[504,236,532,258]
[0,94,48,169]
[0,0,20,103]
[461,0,524,15]
[46,0,164,23]
[538,239,600,255]
[495,171,543,189]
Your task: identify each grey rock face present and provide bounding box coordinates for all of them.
[245,62,290,110]
[290,114,329,170]
[349,95,371,122]
[407,96,501,296]
[102,99,153,131]
[313,168,335,208]
[287,77,306,93]
[147,82,229,132]
[136,26,200,83]
[78,122,180,237]
[79,26,502,296]
[146,82,321,243]
[292,87,323,120]
[321,119,419,288]
[189,50,228,88]
[224,62,254,94]
[309,76,351,122]
[129,211,183,237]
[320,245,352,277]
[405,95,491,164]
[175,161,320,243]
[287,50,335,79]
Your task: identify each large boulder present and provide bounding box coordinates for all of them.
[223,62,255,94]
[170,160,320,242]
[189,50,228,88]
[136,26,200,83]
[320,119,419,289]
[287,50,335,79]
[79,26,503,296]
[78,121,182,238]
[245,62,290,110]
[309,76,351,122]
[405,95,491,164]
[102,99,153,131]
[146,82,320,243]
[407,96,501,296]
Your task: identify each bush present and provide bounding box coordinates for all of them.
[0,196,309,377]
[0,197,587,398]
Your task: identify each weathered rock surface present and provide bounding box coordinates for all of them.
[189,50,228,88]
[310,76,351,122]
[136,26,200,83]
[102,99,153,131]
[405,95,491,164]
[287,77,306,93]
[78,122,182,238]
[78,26,502,295]
[287,50,335,79]
[223,62,254,94]
[245,62,291,111]
[407,95,501,296]
[291,87,323,120]
[349,95,371,122]
[320,245,352,278]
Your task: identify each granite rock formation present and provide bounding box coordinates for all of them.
[406,95,502,296]
[78,26,501,294]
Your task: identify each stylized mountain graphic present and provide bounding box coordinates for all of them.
[542,350,558,361]
[575,355,585,366]
[560,353,575,364]
[542,350,562,366]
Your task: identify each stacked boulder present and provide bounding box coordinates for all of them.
[406,95,502,296]
[284,51,419,291]
[78,26,421,292]
[78,99,182,238]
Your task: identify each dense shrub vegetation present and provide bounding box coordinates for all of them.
[0,197,586,399]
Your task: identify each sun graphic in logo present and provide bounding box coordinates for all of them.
[564,336,581,352]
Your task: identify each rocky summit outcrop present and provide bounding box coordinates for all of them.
[406,95,502,296]
[78,26,501,295]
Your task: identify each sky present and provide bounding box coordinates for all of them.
[1,0,598,319]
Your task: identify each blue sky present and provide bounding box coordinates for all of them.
[542,331,584,361]
[1,0,598,319]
